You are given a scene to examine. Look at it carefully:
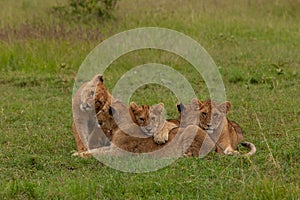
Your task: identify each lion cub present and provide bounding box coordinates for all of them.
[105,101,177,153]
[198,99,256,155]
[72,74,112,152]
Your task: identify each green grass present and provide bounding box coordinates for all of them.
[0,0,300,199]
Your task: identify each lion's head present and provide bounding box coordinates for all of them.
[80,74,110,113]
[177,98,201,128]
[96,104,116,132]
[198,100,231,134]
[97,99,131,131]
[130,102,165,136]
[94,76,110,113]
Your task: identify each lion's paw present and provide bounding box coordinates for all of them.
[154,132,169,144]
[72,151,79,157]
[183,151,193,157]
[72,151,91,158]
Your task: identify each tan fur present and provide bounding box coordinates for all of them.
[72,121,87,152]
[105,102,174,153]
[130,102,168,144]
[147,98,203,145]
[91,100,130,145]
[198,99,256,155]
[169,98,216,157]
[129,102,150,128]
[177,98,201,128]
[174,125,215,157]
[72,74,112,152]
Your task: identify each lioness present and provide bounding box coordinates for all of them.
[198,99,256,156]
[72,74,112,152]
[74,99,213,158]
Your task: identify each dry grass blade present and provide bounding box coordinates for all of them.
[255,113,281,170]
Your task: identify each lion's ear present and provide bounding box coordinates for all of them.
[108,106,115,116]
[129,102,138,111]
[154,103,164,113]
[177,103,184,112]
[218,101,231,113]
[191,98,200,110]
[97,75,104,82]
[225,101,231,112]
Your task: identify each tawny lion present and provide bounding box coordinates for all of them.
[72,74,112,152]
[197,99,256,156]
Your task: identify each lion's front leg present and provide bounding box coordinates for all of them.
[153,122,177,144]
[73,145,124,158]
[72,150,92,158]
[72,121,88,152]
[88,126,110,149]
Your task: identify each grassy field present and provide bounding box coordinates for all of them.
[0,0,300,199]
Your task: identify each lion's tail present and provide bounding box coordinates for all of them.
[241,142,256,156]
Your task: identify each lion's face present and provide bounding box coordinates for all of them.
[96,104,115,131]
[177,98,201,128]
[97,100,131,131]
[80,74,110,113]
[80,87,95,112]
[198,100,231,134]
[130,102,164,136]
[129,103,150,127]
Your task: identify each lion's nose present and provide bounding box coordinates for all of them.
[81,104,90,111]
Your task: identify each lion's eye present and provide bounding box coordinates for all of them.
[213,113,218,118]
[139,117,145,122]
[151,117,155,121]
[90,91,95,97]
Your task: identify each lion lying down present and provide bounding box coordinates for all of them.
[197,99,256,156]
[74,99,215,158]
